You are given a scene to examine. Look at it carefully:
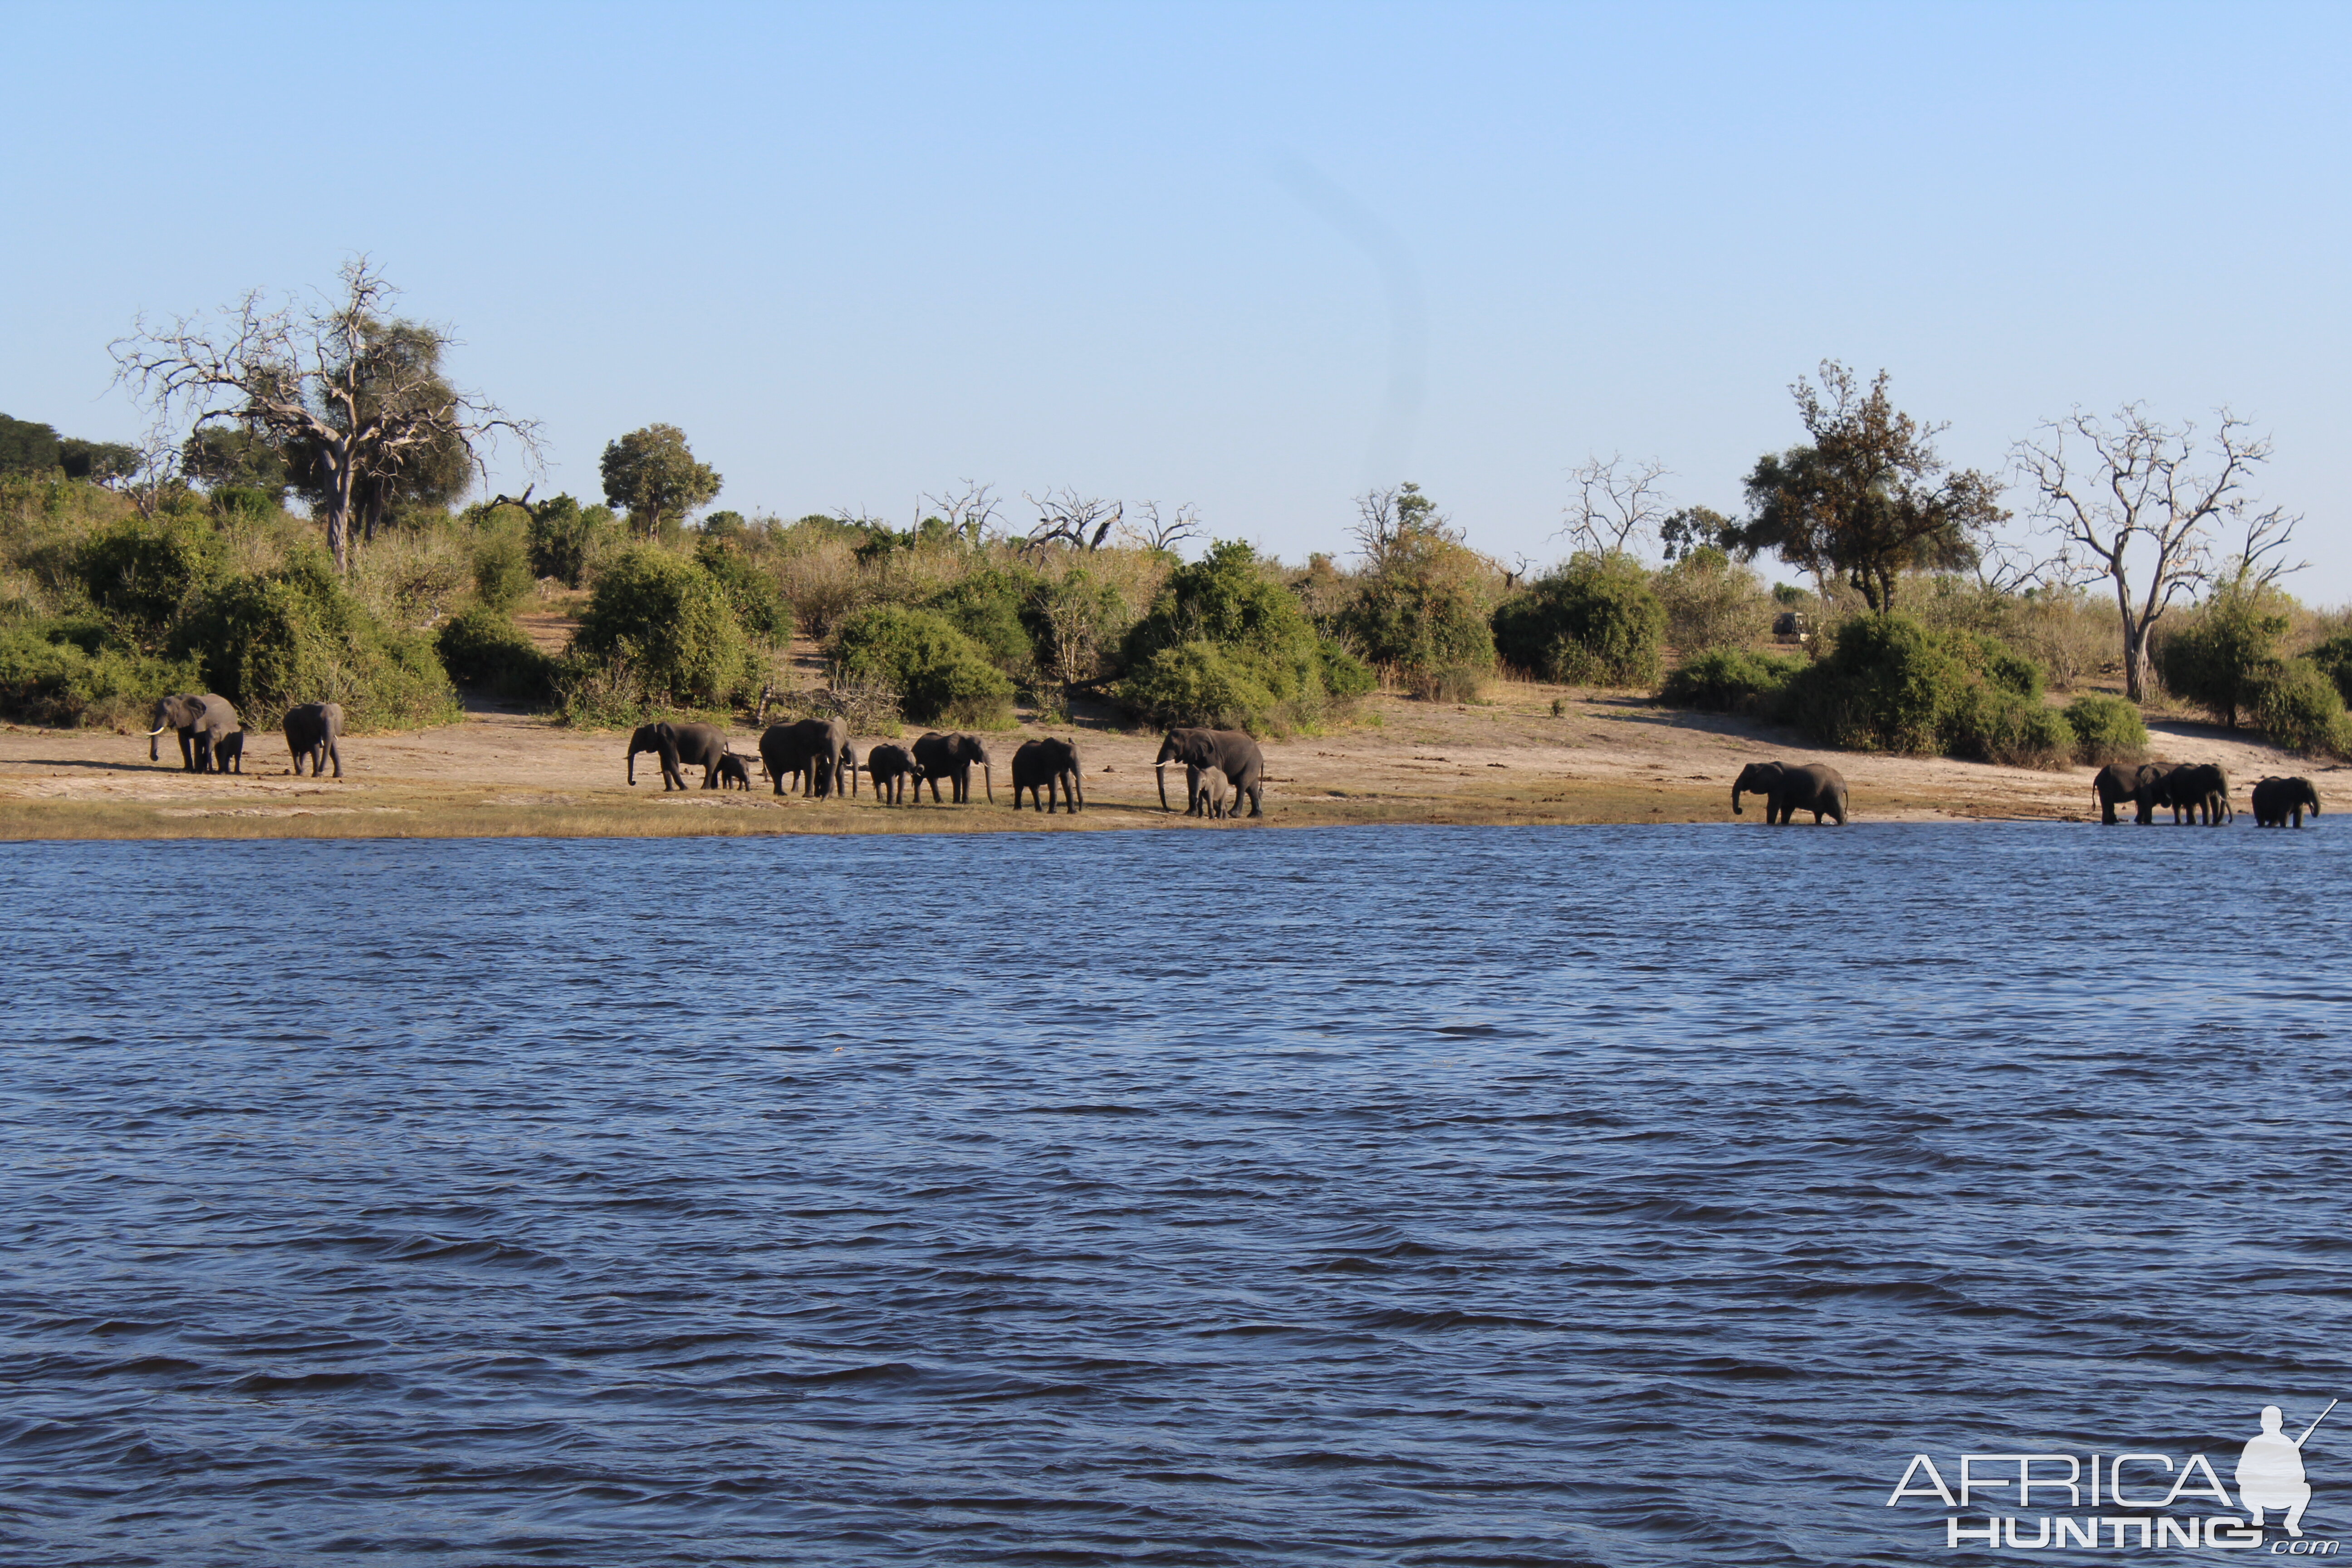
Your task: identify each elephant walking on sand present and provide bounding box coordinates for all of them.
[866,744,918,804]
[628,722,729,790]
[1731,760,1848,824]
[760,718,857,798]
[2253,776,2321,828]
[1155,728,1264,817]
[912,731,993,803]
[147,693,240,773]
[1010,737,1083,813]
[284,702,345,778]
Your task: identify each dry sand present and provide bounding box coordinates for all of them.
[1,669,2331,841]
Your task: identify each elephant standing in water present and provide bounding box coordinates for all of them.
[1010,737,1084,813]
[912,731,993,803]
[2159,762,2231,825]
[866,743,918,804]
[284,702,345,778]
[147,693,240,773]
[2093,762,2174,825]
[628,722,729,791]
[1155,728,1264,818]
[760,718,856,798]
[2253,776,2321,828]
[1731,760,1847,824]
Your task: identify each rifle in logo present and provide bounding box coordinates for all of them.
[2239,1399,2335,1539]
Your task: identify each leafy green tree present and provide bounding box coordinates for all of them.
[525,495,619,588]
[1733,362,2005,611]
[1117,540,1364,729]
[1492,553,1666,686]
[0,415,62,475]
[78,514,225,637]
[600,424,720,539]
[831,605,1013,725]
[570,547,749,709]
[2154,582,2291,728]
[59,438,139,484]
[694,533,794,642]
[181,425,290,498]
[1339,483,1495,680]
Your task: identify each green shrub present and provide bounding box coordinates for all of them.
[526,495,619,588]
[1491,554,1666,687]
[2062,694,2149,766]
[926,567,1042,673]
[0,621,196,727]
[1659,648,1804,716]
[568,546,751,711]
[170,548,460,730]
[2155,586,2291,727]
[1410,662,1490,703]
[1655,547,1770,653]
[471,509,536,612]
[1116,639,1283,732]
[77,514,223,636]
[695,535,795,642]
[1784,612,1971,754]
[2306,631,2352,709]
[1958,689,2076,770]
[436,603,554,701]
[831,603,1014,726]
[1339,570,1495,680]
[1319,641,1377,701]
[2250,658,2352,758]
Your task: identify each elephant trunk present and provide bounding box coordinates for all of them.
[1156,761,1170,811]
[1730,784,1745,816]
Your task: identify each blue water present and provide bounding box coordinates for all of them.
[2,821,2348,1566]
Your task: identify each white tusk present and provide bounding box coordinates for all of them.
[146,724,168,736]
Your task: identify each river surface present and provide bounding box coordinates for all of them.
[2,822,2347,1566]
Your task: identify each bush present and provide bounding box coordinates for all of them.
[170,548,460,730]
[831,604,1014,727]
[471,508,536,613]
[1339,570,1495,681]
[1117,640,1283,732]
[1659,648,1804,716]
[436,603,555,701]
[1960,689,2076,771]
[1783,613,1975,755]
[1492,554,1666,687]
[2063,694,2149,766]
[2306,631,2352,710]
[77,514,223,637]
[695,535,794,642]
[2155,586,2291,727]
[568,546,751,710]
[1410,663,1490,704]
[0,621,196,727]
[1654,548,1770,654]
[2249,658,2352,758]
[926,567,1043,674]
[525,495,619,588]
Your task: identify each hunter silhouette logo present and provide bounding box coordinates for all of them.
[1886,1399,2338,1552]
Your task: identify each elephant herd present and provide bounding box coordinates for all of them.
[622,720,1268,818]
[146,693,345,779]
[2092,761,2322,828]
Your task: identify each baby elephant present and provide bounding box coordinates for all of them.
[2252,775,2321,828]
[211,728,246,774]
[714,752,754,791]
[866,743,919,805]
[1194,765,1229,820]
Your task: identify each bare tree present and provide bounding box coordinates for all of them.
[2013,406,2299,702]
[1561,454,1673,556]
[1122,500,1201,554]
[111,258,539,571]
[923,480,1003,547]
[1024,489,1121,552]
[120,418,183,521]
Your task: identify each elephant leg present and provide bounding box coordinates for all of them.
[328,741,342,779]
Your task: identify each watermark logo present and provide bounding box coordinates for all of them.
[1886,1400,2337,1553]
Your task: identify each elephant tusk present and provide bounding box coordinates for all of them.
[146,724,169,736]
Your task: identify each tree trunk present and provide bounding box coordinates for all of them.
[325,448,358,573]
[2122,620,2147,704]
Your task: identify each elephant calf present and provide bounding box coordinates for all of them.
[1730,760,1847,825]
[866,744,918,805]
[714,753,753,791]
[1195,767,1229,819]
[2253,775,2321,828]
[211,728,246,775]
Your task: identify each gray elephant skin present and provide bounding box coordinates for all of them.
[714,753,753,791]
[2092,762,2176,825]
[1731,760,1848,824]
[2252,775,2320,828]
[2157,762,2230,825]
[1155,728,1264,817]
[866,743,918,804]
[912,731,993,804]
[1194,765,1229,818]
[147,693,240,773]
[628,722,729,790]
[284,702,345,778]
[761,718,857,798]
[1010,737,1084,813]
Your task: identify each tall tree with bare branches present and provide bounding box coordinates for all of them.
[111,259,539,572]
[1561,454,1673,556]
[1024,490,1121,552]
[2012,407,2302,703]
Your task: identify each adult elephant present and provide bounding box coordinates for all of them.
[2160,762,2230,825]
[2252,775,2321,828]
[760,718,856,799]
[866,743,918,805]
[1010,737,1084,813]
[283,702,346,779]
[1155,728,1264,818]
[147,693,240,773]
[1730,760,1848,825]
[2092,762,2174,825]
[628,721,728,791]
[912,731,993,804]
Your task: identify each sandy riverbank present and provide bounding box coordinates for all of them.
[1,674,2332,841]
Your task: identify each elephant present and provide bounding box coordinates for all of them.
[866,743,918,804]
[2092,761,2172,825]
[1730,760,1848,824]
[147,693,240,773]
[284,702,346,779]
[1195,766,1229,819]
[1010,737,1084,813]
[2252,775,2320,828]
[760,718,858,799]
[912,730,994,804]
[714,753,753,791]
[1154,727,1264,818]
[628,722,729,791]
[211,728,246,774]
[2158,762,2230,825]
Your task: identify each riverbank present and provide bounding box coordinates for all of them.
[0,678,2329,840]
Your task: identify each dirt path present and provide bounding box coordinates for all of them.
[2,678,2332,839]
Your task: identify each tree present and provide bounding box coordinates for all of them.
[2012,406,2300,703]
[1561,454,1673,556]
[922,481,1003,547]
[1024,489,1120,553]
[283,320,476,539]
[1733,362,2005,612]
[112,259,538,572]
[600,424,720,539]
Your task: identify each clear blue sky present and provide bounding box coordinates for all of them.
[6,2,2348,595]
